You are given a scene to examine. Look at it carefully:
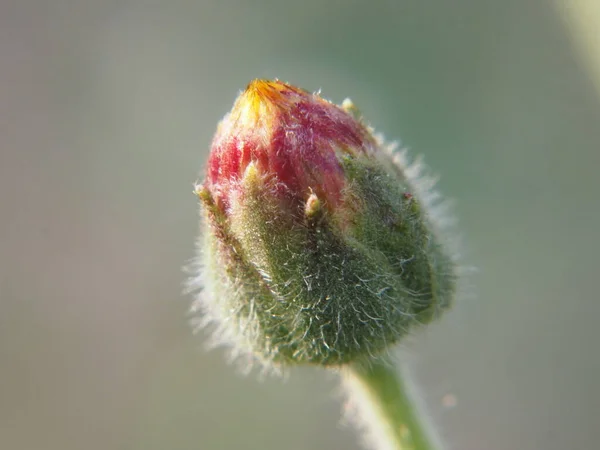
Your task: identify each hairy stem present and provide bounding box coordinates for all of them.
[341,358,439,450]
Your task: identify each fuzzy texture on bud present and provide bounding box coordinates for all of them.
[190,80,457,370]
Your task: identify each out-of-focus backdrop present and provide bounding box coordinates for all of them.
[1,1,599,449]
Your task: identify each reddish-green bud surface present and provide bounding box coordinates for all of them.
[206,80,377,213]
[191,80,457,369]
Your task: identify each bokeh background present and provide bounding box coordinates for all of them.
[1,1,599,449]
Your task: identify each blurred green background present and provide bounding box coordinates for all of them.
[1,1,599,449]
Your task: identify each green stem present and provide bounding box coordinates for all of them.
[341,357,439,450]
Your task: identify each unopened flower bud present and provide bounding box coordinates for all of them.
[191,80,457,369]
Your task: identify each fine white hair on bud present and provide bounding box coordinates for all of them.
[187,80,460,374]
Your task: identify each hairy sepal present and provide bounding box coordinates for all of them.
[195,150,456,370]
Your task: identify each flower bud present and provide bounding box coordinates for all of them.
[191,80,457,369]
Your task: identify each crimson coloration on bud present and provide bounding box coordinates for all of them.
[191,80,457,370]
